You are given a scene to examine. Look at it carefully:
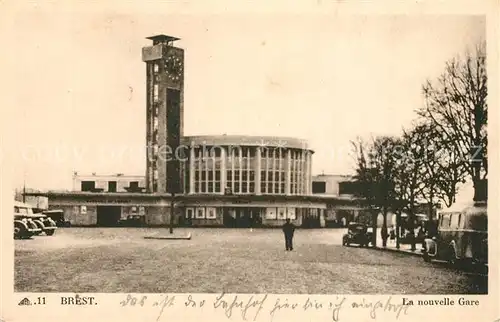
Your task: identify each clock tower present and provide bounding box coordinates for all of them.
[142,35,184,193]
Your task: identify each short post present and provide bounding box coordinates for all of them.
[169,193,175,234]
[396,211,401,249]
[371,211,377,248]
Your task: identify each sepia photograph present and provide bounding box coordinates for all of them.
[4,9,491,301]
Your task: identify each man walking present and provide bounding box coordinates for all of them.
[282,219,296,251]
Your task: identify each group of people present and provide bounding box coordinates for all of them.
[386,220,436,247]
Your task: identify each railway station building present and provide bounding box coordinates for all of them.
[24,34,369,228]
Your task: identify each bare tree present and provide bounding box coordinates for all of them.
[419,42,487,201]
[393,125,430,251]
[351,137,379,246]
[392,160,408,250]
[415,122,467,209]
[351,135,400,247]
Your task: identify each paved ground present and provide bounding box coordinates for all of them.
[14,228,487,294]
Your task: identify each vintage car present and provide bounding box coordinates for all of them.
[342,222,372,247]
[422,201,487,266]
[42,209,70,227]
[29,213,58,236]
[14,201,42,239]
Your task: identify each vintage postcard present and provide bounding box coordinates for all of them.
[1,0,498,321]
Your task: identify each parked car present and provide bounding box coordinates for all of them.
[342,222,372,247]
[29,213,57,236]
[42,209,70,227]
[422,201,487,266]
[14,201,41,239]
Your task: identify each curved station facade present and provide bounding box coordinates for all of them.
[177,135,319,227]
[26,34,367,228]
[180,135,313,196]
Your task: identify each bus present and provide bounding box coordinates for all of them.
[422,201,487,266]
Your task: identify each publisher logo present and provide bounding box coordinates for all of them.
[18,297,32,306]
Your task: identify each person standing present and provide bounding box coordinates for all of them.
[389,225,396,243]
[282,219,296,251]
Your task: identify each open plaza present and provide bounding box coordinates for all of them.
[14,228,487,294]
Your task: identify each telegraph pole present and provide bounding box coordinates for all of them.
[22,169,26,203]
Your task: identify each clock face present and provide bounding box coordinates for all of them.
[165,55,183,82]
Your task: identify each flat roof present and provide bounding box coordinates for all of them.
[73,174,144,178]
[146,34,180,42]
[14,201,32,208]
[181,135,313,151]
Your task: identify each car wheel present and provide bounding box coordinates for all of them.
[14,226,21,239]
[45,230,55,236]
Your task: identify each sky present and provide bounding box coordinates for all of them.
[0,11,485,190]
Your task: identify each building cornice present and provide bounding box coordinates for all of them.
[23,191,365,205]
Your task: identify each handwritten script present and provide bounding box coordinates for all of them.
[119,293,411,321]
